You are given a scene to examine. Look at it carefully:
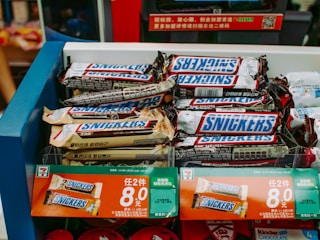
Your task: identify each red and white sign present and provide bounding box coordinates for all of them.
[149,13,283,31]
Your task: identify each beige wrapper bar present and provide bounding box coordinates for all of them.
[42,106,140,124]
[49,113,174,150]
[62,159,169,167]
[63,145,169,161]
[44,190,100,216]
[195,177,248,201]
[48,174,102,198]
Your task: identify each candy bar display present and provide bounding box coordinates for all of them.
[36,49,320,239]
[4,42,320,239]
[41,50,298,169]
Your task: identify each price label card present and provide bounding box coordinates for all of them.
[31,165,178,218]
[180,168,320,220]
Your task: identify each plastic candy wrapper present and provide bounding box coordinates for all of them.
[63,78,175,106]
[42,106,140,124]
[60,70,156,91]
[153,51,268,77]
[174,110,281,136]
[49,110,175,150]
[282,71,320,108]
[173,94,275,112]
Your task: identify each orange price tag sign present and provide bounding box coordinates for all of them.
[104,175,150,218]
[180,168,320,220]
[249,177,295,219]
[31,165,179,218]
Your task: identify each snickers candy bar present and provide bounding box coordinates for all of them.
[175,110,281,136]
[174,95,275,112]
[48,174,102,198]
[192,193,248,218]
[53,119,158,138]
[44,190,100,216]
[61,70,156,91]
[161,52,267,76]
[170,73,262,97]
[63,78,175,106]
[195,177,248,201]
[66,62,152,75]
[49,113,175,150]
[174,135,281,146]
[42,106,140,125]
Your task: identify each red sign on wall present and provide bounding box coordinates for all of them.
[149,13,283,31]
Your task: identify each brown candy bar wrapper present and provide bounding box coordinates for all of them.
[44,190,100,216]
[192,193,248,219]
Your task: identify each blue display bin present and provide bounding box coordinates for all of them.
[0,41,65,239]
[1,41,320,239]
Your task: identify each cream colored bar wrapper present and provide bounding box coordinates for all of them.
[63,78,175,106]
[48,174,102,198]
[195,177,248,201]
[44,190,100,216]
[67,62,152,75]
[62,159,168,167]
[42,106,140,125]
[49,115,174,150]
[63,144,169,161]
[43,106,162,125]
[48,106,166,137]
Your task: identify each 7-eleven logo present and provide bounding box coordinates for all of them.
[36,165,50,178]
[181,169,193,180]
